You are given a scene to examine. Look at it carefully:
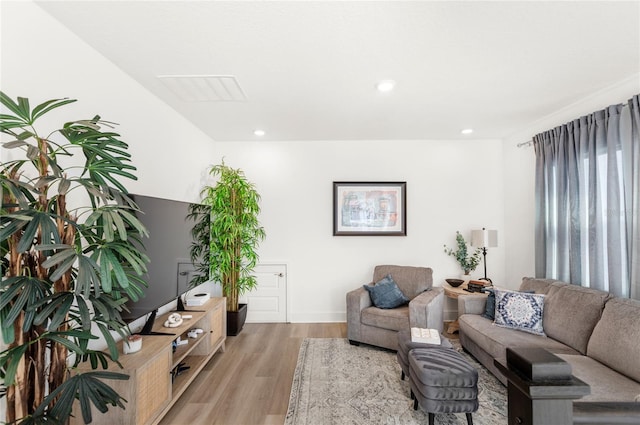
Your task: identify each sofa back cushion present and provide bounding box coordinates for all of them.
[543,284,611,354]
[519,277,567,294]
[373,265,432,300]
[587,297,640,382]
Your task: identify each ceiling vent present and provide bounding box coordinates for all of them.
[157,75,247,102]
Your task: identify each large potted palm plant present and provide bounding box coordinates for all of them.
[0,92,149,424]
[187,161,265,336]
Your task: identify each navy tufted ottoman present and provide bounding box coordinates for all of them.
[396,328,453,381]
[408,347,479,425]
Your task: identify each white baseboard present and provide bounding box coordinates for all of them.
[289,311,346,323]
[288,310,460,323]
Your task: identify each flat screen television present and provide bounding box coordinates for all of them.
[122,194,207,333]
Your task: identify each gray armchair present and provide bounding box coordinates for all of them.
[346,265,444,351]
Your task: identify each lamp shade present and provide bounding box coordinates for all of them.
[471,228,498,248]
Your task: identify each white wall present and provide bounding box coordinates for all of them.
[0,2,219,345]
[501,141,536,287]
[0,0,507,326]
[214,139,505,321]
[4,1,636,326]
[0,1,216,203]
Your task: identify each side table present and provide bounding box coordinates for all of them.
[443,282,488,334]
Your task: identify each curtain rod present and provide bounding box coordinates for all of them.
[516,99,633,148]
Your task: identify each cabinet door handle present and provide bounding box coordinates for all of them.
[275,272,284,277]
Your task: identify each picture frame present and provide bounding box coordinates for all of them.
[333,181,407,236]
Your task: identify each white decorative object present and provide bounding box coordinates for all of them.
[163,313,183,328]
[410,327,441,345]
[123,334,142,354]
[186,292,210,306]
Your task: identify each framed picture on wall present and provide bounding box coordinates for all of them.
[333,181,407,236]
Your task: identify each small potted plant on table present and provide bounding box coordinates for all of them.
[444,231,482,282]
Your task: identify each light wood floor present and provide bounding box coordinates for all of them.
[158,323,348,425]
[159,322,458,425]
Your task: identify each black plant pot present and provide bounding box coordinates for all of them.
[227,303,248,336]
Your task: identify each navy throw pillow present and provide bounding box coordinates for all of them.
[481,288,496,320]
[363,274,409,309]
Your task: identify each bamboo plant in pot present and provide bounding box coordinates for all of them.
[0,92,149,424]
[187,161,265,336]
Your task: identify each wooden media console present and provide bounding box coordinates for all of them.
[71,297,226,425]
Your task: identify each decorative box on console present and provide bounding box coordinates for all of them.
[186,292,210,306]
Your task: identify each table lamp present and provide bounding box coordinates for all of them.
[471,228,498,283]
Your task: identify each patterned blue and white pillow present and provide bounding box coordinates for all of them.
[494,289,546,336]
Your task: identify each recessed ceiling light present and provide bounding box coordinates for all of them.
[461,128,474,135]
[376,80,396,92]
[254,129,265,137]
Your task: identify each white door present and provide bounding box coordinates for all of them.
[240,263,287,323]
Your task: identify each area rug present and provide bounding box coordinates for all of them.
[285,338,507,425]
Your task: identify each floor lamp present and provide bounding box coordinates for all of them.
[471,228,498,283]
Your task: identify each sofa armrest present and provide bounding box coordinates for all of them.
[347,285,372,312]
[409,287,444,333]
[346,285,373,342]
[574,402,640,424]
[458,294,487,316]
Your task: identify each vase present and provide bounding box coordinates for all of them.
[227,303,248,336]
[460,273,472,284]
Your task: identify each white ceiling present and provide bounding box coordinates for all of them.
[36,1,640,142]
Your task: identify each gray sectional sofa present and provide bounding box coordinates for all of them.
[458,277,640,402]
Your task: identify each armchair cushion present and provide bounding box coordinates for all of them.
[363,274,409,309]
[362,305,410,331]
[372,265,433,300]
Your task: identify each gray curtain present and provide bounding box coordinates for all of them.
[627,95,640,299]
[534,94,640,299]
